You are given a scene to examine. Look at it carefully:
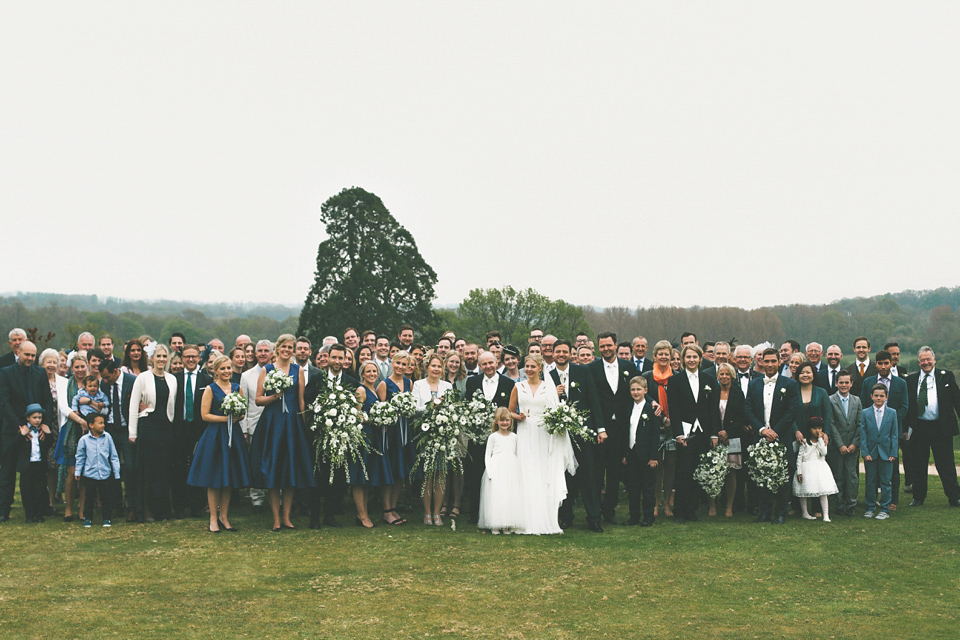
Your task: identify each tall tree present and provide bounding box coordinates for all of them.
[453,286,590,346]
[298,187,438,344]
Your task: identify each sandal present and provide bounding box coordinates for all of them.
[382,510,402,525]
[423,515,433,525]
[390,510,407,524]
[449,506,460,518]
[438,505,449,517]
[433,515,444,526]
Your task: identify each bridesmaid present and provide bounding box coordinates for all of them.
[187,355,252,533]
[249,334,316,531]
[128,344,178,522]
[377,351,412,525]
[352,361,391,528]
[643,340,676,518]
[412,354,452,525]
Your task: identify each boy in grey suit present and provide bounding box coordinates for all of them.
[828,371,862,516]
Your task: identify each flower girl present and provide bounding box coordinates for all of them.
[478,408,523,534]
[793,417,838,522]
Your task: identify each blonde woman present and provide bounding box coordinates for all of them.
[412,353,452,525]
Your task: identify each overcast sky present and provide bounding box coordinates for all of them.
[2,2,958,310]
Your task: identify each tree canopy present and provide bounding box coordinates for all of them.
[452,286,590,347]
[298,187,438,344]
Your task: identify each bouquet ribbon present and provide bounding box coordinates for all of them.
[227,415,234,449]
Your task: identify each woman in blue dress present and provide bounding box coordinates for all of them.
[249,334,316,531]
[187,355,251,533]
[377,351,412,525]
[351,361,394,528]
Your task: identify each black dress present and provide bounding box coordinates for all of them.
[137,375,173,520]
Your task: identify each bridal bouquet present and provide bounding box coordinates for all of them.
[311,383,370,482]
[541,403,592,441]
[414,396,468,486]
[263,367,294,394]
[461,395,496,443]
[390,391,418,419]
[747,440,790,492]
[220,391,247,419]
[694,444,730,498]
[369,401,399,428]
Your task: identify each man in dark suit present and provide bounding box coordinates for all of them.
[0,328,26,369]
[884,342,907,379]
[99,359,137,519]
[464,351,514,524]
[860,350,909,510]
[804,342,830,392]
[744,347,800,524]
[308,344,359,529]
[845,336,877,397]
[98,334,122,367]
[549,340,604,532]
[732,344,762,513]
[883,341,915,491]
[667,344,719,523]
[822,345,844,395]
[0,341,54,521]
[171,344,213,518]
[631,336,654,373]
[589,332,638,524]
[904,347,960,507]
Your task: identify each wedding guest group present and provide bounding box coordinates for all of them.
[2,325,959,538]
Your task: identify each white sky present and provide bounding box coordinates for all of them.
[2,2,958,310]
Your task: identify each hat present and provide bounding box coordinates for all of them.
[502,345,521,359]
[25,403,44,418]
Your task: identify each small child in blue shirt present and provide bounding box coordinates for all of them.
[75,414,121,527]
[72,375,109,421]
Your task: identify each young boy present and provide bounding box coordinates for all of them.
[619,376,663,526]
[829,371,862,516]
[72,374,109,421]
[17,404,54,523]
[75,414,121,528]
[860,384,899,520]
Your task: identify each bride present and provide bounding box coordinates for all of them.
[508,354,577,535]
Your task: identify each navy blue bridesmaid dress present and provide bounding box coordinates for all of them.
[187,382,252,489]
[249,363,316,489]
[384,377,414,479]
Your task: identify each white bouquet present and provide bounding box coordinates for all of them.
[541,403,592,442]
[693,444,730,498]
[389,391,417,418]
[461,395,496,443]
[414,396,466,486]
[369,401,399,428]
[263,367,294,394]
[311,383,371,482]
[220,391,247,419]
[747,440,790,493]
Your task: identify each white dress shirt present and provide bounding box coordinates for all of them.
[604,359,619,394]
[482,374,498,402]
[555,366,569,397]
[762,376,777,429]
[687,370,699,403]
[918,372,939,421]
[628,399,647,450]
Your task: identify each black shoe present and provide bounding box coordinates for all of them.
[622,518,641,526]
[588,522,604,533]
[640,519,654,527]
[950,500,960,507]
[322,516,342,528]
[559,520,571,529]
[309,519,321,530]
[909,500,924,507]
[602,514,617,525]
[754,514,770,523]
[773,515,785,525]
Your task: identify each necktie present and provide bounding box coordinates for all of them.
[185,371,194,420]
[918,375,928,413]
[859,363,865,378]
[841,395,848,418]
[831,369,837,388]
[112,382,120,424]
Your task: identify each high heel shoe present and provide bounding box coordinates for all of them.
[218,519,238,532]
[355,517,374,529]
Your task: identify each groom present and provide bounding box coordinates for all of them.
[464,352,514,524]
[550,340,605,532]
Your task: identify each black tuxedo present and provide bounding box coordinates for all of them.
[744,375,800,519]
[845,360,878,397]
[171,368,212,516]
[0,363,55,516]
[905,369,960,504]
[588,357,638,520]
[667,370,720,520]
[100,373,135,438]
[551,364,605,527]
[463,373,515,522]
[309,370,359,525]
[619,394,663,523]
[699,361,717,378]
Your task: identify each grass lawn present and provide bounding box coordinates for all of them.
[2,480,959,639]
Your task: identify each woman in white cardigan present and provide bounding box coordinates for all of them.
[412,353,453,525]
[128,344,177,522]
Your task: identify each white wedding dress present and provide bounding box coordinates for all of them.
[515,379,578,535]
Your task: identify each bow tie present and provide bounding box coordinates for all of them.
[764,377,777,386]
[739,373,751,379]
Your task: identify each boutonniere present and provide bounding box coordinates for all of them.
[499,392,506,398]
[704,385,712,394]
[778,388,786,396]
[941,370,946,375]
[571,381,578,388]
[622,370,629,376]
[641,413,649,420]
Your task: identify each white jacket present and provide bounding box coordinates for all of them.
[128,371,177,440]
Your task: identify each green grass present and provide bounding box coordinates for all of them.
[3,483,959,639]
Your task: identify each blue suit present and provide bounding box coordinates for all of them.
[861,374,909,505]
[860,406,899,513]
